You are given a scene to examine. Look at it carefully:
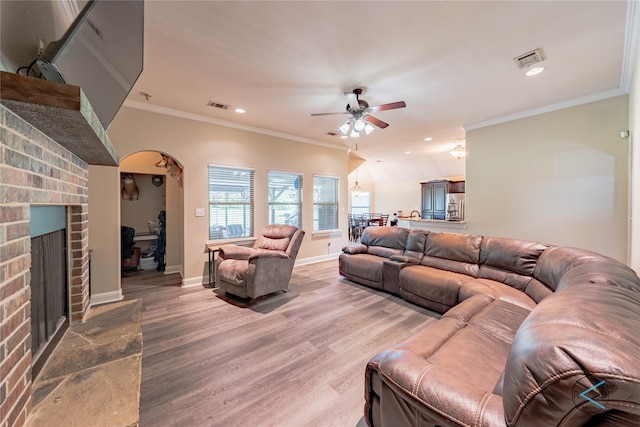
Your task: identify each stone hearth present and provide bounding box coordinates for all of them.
[27,299,142,427]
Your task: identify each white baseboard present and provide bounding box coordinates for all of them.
[182,276,207,288]
[295,252,340,266]
[90,289,123,306]
[164,265,182,275]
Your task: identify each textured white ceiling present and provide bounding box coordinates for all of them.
[127,0,634,183]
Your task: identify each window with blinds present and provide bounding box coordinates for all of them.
[208,165,254,240]
[268,171,302,228]
[313,175,339,231]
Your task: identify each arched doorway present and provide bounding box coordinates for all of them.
[119,151,184,279]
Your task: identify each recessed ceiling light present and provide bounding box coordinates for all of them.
[424,137,433,141]
[404,151,411,154]
[235,108,246,113]
[525,67,545,77]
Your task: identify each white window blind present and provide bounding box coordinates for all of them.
[208,165,254,240]
[351,191,370,215]
[268,171,302,228]
[313,175,338,231]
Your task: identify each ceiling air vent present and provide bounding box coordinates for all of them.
[513,48,545,69]
[207,100,230,110]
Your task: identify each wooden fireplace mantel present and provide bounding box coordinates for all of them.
[0,71,119,166]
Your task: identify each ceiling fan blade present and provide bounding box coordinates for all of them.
[367,101,406,113]
[364,115,389,129]
[345,92,361,111]
[310,111,349,116]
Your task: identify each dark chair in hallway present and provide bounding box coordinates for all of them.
[121,226,140,276]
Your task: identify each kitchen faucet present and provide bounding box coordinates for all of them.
[410,210,421,218]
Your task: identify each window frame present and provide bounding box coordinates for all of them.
[350,191,371,215]
[268,170,303,228]
[207,164,255,241]
[312,174,339,232]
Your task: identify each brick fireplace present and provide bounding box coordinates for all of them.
[0,106,90,427]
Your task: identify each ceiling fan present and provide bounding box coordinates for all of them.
[311,88,406,138]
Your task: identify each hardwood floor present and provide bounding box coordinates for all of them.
[122,261,440,427]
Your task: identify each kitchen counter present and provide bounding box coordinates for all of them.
[396,218,468,231]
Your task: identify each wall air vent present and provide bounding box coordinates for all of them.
[207,101,230,110]
[513,48,545,69]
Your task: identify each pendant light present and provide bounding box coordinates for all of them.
[351,144,363,196]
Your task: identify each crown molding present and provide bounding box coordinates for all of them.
[122,100,349,152]
[463,88,627,131]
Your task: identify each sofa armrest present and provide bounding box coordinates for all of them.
[219,244,256,260]
[248,250,289,261]
[342,244,367,255]
[388,255,420,264]
[370,349,505,426]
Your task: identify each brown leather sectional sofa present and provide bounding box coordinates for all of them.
[339,226,640,426]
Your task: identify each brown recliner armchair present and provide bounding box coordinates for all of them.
[216,224,305,300]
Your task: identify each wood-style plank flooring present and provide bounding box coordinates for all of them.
[122,260,440,427]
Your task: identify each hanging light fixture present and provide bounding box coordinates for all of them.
[337,116,376,138]
[351,144,363,196]
[351,172,363,196]
[449,144,466,159]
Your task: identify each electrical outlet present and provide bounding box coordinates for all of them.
[37,38,46,56]
[195,208,205,217]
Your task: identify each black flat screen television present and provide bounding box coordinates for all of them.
[36,0,144,131]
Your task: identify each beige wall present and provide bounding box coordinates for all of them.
[372,180,422,217]
[356,95,632,264]
[88,166,122,301]
[465,95,629,262]
[629,40,640,272]
[96,107,349,287]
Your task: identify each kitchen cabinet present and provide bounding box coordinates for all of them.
[448,180,465,193]
[421,180,448,220]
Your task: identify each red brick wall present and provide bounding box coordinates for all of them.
[1,106,90,427]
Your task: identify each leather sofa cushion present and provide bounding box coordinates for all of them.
[459,278,537,311]
[478,237,549,291]
[421,232,481,277]
[533,246,602,290]
[338,253,384,285]
[479,236,548,276]
[399,265,474,313]
[503,285,640,426]
[370,295,530,426]
[403,229,428,260]
[558,258,640,293]
[361,226,409,250]
[522,278,554,303]
[368,245,404,259]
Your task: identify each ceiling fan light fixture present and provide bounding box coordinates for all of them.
[354,119,366,132]
[449,144,466,159]
[364,123,375,135]
[338,120,351,135]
